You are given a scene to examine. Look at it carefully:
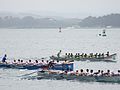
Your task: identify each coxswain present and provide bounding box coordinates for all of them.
[2,54,7,63]
[57,50,62,58]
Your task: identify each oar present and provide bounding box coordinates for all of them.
[18,69,41,77]
[21,71,37,77]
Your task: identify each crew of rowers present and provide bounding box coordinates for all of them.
[65,52,110,58]
[5,59,68,66]
[54,69,120,77]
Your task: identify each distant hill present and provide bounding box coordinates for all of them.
[0,13,120,29]
[79,14,120,28]
[0,13,81,29]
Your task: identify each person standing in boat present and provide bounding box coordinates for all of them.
[1,54,7,63]
[57,50,62,58]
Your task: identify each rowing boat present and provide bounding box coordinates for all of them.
[50,53,117,62]
[0,62,74,70]
[37,70,120,83]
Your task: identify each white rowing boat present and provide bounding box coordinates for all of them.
[50,53,117,62]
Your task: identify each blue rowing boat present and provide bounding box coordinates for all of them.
[0,62,74,71]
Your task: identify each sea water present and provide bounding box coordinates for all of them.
[0,28,120,90]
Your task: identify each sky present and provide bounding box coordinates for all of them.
[0,0,120,18]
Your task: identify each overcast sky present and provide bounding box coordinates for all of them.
[0,0,120,18]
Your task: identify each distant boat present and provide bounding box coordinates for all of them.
[59,27,61,32]
[102,29,107,36]
[99,29,107,37]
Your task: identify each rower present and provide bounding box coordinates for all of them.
[70,53,73,58]
[84,53,87,58]
[46,60,49,64]
[20,60,26,65]
[12,60,17,64]
[21,60,23,63]
[41,60,46,65]
[86,69,89,76]
[101,70,104,76]
[81,53,84,58]
[17,59,21,64]
[94,70,100,76]
[65,53,67,56]
[103,70,110,76]
[106,51,109,56]
[90,53,93,58]
[2,54,7,63]
[98,53,101,58]
[94,53,98,58]
[107,70,110,75]
[48,61,55,68]
[35,60,38,64]
[74,54,77,58]
[101,53,104,58]
[29,60,31,63]
[64,60,67,62]
[64,71,68,74]
[75,70,79,75]
[78,53,80,58]
[80,69,84,76]
[90,70,93,76]
[28,60,33,65]
[118,70,120,76]
[68,53,70,58]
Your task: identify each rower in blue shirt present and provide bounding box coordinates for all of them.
[2,54,7,63]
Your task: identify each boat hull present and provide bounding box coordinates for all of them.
[37,71,120,83]
[50,53,117,62]
[0,62,73,70]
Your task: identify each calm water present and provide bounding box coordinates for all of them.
[0,28,120,90]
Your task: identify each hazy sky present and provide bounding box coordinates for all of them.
[0,0,120,18]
